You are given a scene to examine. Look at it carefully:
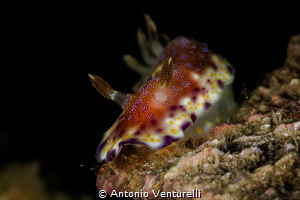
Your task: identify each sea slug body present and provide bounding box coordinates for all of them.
[89,15,235,163]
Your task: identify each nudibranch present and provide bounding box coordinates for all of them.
[89,15,235,163]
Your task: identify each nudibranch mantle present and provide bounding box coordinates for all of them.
[91,18,235,163]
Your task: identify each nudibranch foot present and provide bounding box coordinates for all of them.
[90,15,236,163]
[184,84,235,140]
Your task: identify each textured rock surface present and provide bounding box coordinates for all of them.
[96,34,300,200]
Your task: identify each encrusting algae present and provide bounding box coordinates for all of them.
[94,17,300,200]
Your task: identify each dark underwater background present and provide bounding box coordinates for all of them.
[2,4,299,199]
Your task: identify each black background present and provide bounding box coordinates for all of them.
[2,4,300,199]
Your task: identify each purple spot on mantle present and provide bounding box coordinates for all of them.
[156,128,162,132]
[227,65,235,74]
[179,105,186,111]
[200,87,207,94]
[191,113,197,123]
[181,121,191,131]
[217,79,224,89]
[211,64,218,71]
[161,135,180,148]
[151,119,157,125]
[204,102,212,110]
[170,105,177,111]
[134,131,140,135]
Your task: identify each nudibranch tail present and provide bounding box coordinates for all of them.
[91,15,236,163]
